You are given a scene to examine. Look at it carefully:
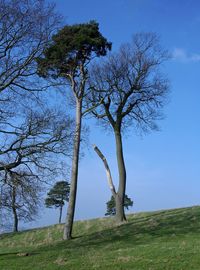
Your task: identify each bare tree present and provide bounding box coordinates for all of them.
[0,107,74,231]
[0,0,75,232]
[88,33,169,222]
[0,0,61,130]
[0,0,60,97]
[0,0,70,177]
[0,169,42,232]
[0,109,73,178]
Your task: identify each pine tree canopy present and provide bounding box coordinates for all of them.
[105,195,133,216]
[45,181,70,209]
[37,21,112,78]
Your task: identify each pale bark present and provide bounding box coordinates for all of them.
[93,145,116,196]
[63,99,82,240]
[93,130,127,223]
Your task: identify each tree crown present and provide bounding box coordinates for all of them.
[45,181,70,209]
[88,33,169,133]
[0,169,42,223]
[105,195,133,216]
[37,21,112,78]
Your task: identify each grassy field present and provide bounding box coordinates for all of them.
[1,206,200,269]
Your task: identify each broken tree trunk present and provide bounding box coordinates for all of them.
[93,144,116,197]
[93,144,127,222]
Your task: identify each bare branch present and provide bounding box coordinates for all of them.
[93,144,116,196]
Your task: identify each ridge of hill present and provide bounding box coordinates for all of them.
[0,205,200,269]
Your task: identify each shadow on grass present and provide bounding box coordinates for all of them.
[1,206,200,258]
[32,205,200,255]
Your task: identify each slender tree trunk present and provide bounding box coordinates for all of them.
[59,205,63,224]
[93,131,127,223]
[13,207,18,232]
[114,129,127,222]
[11,185,18,232]
[63,99,82,240]
[93,145,116,196]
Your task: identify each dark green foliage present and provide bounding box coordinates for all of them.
[105,194,133,216]
[45,181,70,209]
[36,20,112,78]
[45,181,70,223]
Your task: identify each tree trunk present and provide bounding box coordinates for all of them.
[11,185,18,232]
[63,99,82,240]
[114,129,127,222]
[59,205,63,224]
[93,145,116,196]
[13,207,18,232]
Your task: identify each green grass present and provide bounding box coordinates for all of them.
[1,206,200,269]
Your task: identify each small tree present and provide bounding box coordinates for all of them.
[105,195,133,216]
[45,181,70,224]
[0,170,41,232]
[105,194,133,216]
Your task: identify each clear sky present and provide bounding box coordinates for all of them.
[30,0,200,228]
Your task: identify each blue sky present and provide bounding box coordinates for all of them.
[30,0,200,228]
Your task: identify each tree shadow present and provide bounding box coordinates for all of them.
[34,206,200,255]
[1,206,200,258]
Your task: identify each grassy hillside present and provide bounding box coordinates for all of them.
[1,206,200,269]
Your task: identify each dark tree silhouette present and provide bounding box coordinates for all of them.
[0,170,42,232]
[0,0,60,96]
[105,194,133,216]
[0,0,74,232]
[90,33,169,222]
[45,181,70,224]
[0,110,73,178]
